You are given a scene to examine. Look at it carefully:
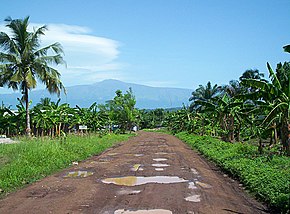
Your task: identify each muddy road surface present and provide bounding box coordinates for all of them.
[0,131,268,214]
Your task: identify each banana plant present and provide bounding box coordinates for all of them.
[194,94,243,142]
[241,62,290,155]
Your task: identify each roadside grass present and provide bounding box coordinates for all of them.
[175,132,290,214]
[0,133,132,196]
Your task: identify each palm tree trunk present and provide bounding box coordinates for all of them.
[24,87,31,137]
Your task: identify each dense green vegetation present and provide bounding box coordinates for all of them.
[0,133,131,195]
[0,16,65,137]
[0,88,138,137]
[165,63,290,156]
[175,132,290,213]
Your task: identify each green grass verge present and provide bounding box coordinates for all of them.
[175,132,290,214]
[0,134,131,195]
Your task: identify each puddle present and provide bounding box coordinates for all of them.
[134,154,144,157]
[117,189,141,195]
[188,182,197,189]
[157,145,168,148]
[185,194,201,202]
[155,168,164,171]
[152,163,169,167]
[131,164,143,172]
[64,171,93,178]
[114,209,172,214]
[102,176,187,186]
[196,181,212,188]
[153,158,167,162]
[191,168,199,175]
[155,152,168,155]
[107,153,119,156]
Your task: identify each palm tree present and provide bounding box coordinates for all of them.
[0,16,65,136]
[190,81,221,101]
[239,69,264,81]
[189,81,222,111]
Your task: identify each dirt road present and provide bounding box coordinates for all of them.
[0,131,268,214]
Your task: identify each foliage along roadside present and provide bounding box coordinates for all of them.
[175,132,290,214]
[0,133,132,196]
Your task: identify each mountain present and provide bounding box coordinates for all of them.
[0,79,193,109]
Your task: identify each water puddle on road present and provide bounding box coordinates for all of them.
[188,182,197,189]
[157,144,168,148]
[107,153,119,156]
[114,209,173,214]
[131,164,144,172]
[153,158,167,162]
[191,168,199,175]
[155,168,164,171]
[185,194,201,202]
[196,181,212,188]
[102,176,187,186]
[117,189,142,195]
[155,152,169,155]
[64,171,93,178]
[152,163,169,167]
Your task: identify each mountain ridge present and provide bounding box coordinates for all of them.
[0,79,193,109]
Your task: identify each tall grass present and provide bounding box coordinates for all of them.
[0,134,131,195]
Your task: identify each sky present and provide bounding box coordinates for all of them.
[0,0,290,94]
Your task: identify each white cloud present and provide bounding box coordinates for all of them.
[43,24,120,64]
[0,22,125,86]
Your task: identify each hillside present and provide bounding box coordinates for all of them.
[0,79,192,109]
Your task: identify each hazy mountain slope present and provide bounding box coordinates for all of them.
[0,79,192,109]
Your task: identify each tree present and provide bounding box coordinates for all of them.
[0,16,65,136]
[107,88,138,133]
[190,81,221,102]
[241,62,290,155]
[239,69,264,81]
[283,44,290,53]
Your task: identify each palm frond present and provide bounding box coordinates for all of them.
[34,42,64,57]
[0,52,19,64]
[36,54,65,66]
